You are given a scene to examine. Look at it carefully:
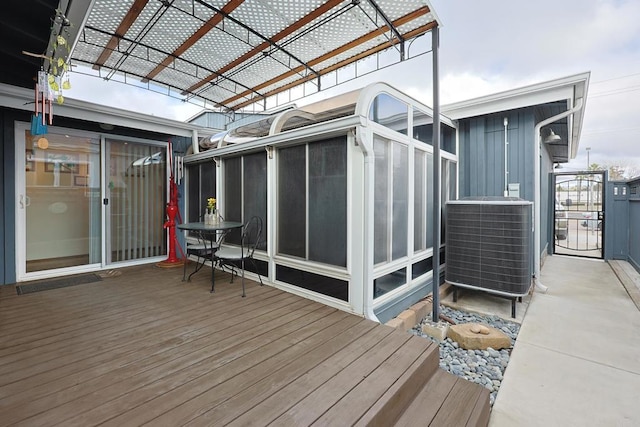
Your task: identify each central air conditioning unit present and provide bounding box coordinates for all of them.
[445,197,533,317]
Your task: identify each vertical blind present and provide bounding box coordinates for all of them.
[108,140,166,262]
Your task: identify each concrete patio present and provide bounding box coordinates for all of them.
[489,256,640,426]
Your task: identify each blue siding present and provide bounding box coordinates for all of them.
[458,108,554,263]
[629,199,640,271]
[605,181,629,260]
[540,137,554,254]
[1,110,18,285]
[627,178,640,270]
[604,178,640,269]
[459,109,536,201]
[1,111,5,285]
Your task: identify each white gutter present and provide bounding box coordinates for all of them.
[354,125,380,322]
[533,99,584,291]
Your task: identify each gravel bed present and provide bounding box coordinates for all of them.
[410,305,521,407]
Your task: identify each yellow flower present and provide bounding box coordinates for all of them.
[207,197,216,210]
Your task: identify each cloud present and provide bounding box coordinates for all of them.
[65,69,202,121]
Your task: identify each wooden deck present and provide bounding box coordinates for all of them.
[0,264,488,426]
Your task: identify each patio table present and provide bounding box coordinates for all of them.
[178,221,243,293]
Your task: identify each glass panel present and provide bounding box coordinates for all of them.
[412,110,456,155]
[414,150,425,251]
[187,164,201,224]
[374,267,406,298]
[412,257,433,279]
[278,145,306,258]
[243,152,267,250]
[392,142,408,259]
[441,159,448,245]
[25,130,101,272]
[442,124,456,154]
[276,264,348,301]
[426,152,434,248]
[224,156,242,244]
[369,93,408,135]
[201,162,216,216]
[413,108,433,144]
[449,162,457,200]
[187,162,216,223]
[108,140,166,263]
[373,136,389,264]
[309,137,347,267]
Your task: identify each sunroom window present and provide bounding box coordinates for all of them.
[369,93,408,135]
[414,149,434,252]
[186,161,216,237]
[277,136,347,267]
[413,108,457,154]
[223,152,267,250]
[373,135,408,264]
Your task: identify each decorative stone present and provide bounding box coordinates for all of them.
[410,300,432,323]
[421,321,449,341]
[396,310,416,330]
[447,323,512,350]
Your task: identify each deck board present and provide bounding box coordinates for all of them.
[0,263,488,426]
[395,369,458,426]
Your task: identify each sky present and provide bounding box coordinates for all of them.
[65,0,640,177]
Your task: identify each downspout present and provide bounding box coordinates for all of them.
[355,126,380,322]
[533,99,583,291]
[191,130,199,154]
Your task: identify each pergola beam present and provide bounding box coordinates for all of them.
[183,0,345,95]
[228,15,434,110]
[143,0,245,82]
[365,0,405,59]
[92,0,149,70]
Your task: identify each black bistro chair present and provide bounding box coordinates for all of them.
[214,216,263,297]
[182,231,221,282]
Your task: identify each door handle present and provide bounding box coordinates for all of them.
[19,195,31,208]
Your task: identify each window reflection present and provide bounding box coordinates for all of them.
[412,108,456,154]
[373,136,408,264]
[369,93,408,135]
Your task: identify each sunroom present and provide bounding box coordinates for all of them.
[182,82,457,322]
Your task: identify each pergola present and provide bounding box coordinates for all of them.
[5,0,446,320]
[29,0,440,112]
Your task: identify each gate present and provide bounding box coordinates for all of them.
[553,171,605,258]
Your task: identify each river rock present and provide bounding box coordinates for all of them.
[447,323,512,350]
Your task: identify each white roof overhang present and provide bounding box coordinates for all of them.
[443,72,590,162]
[0,82,217,138]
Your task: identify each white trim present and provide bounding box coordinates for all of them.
[442,72,590,119]
[0,83,217,138]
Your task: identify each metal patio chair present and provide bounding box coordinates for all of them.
[213,216,263,297]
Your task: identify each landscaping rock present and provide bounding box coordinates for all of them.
[421,321,449,341]
[447,323,512,350]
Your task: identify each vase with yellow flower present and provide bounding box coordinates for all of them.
[205,197,217,225]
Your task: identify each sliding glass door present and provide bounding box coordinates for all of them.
[16,123,102,276]
[105,138,167,264]
[15,123,169,280]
